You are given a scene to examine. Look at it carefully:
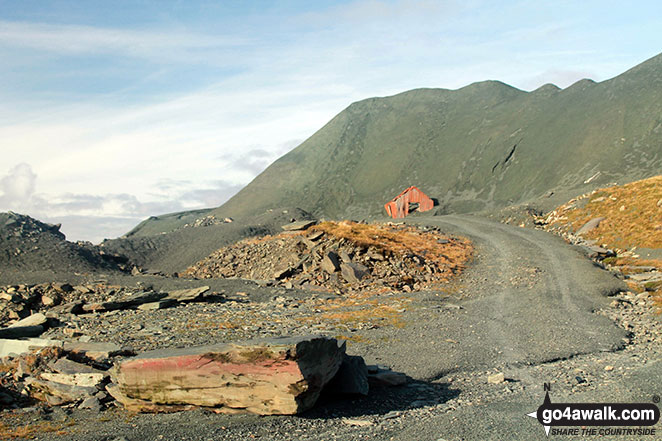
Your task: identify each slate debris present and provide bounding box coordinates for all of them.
[184,222,464,293]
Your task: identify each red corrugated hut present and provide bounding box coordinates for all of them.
[384,186,434,219]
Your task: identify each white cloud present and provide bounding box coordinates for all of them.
[0,163,243,243]
[0,163,38,211]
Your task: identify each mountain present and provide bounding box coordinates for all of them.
[109,53,662,273]
[207,52,662,220]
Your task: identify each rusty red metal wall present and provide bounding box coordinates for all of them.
[384,186,434,218]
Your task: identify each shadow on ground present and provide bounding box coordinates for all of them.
[302,379,460,419]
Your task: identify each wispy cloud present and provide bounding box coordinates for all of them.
[0,20,250,61]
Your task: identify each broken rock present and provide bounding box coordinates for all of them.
[26,378,98,406]
[321,251,341,274]
[9,313,48,328]
[165,286,210,302]
[0,338,63,358]
[49,357,106,375]
[110,336,345,415]
[340,263,369,284]
[40,372,107,388]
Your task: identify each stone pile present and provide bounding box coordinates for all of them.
[0,283,213,332]
[0,340,131,412]
[184,221,470,293]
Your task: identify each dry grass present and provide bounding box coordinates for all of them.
[549,175,662,250]
[0,421,73,440]
[299,290,411,330]
[602,257,662,272]
[311,221,472,273]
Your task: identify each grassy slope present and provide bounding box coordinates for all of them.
[546,175,662,251]
[209,53,662,221]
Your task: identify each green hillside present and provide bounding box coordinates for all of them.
[208,53,662,220]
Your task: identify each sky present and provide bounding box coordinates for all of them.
[1,0,661,243]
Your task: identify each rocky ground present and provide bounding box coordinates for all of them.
[0,214,660,440]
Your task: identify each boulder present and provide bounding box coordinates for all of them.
[110,336,345,415]
[581,245,615,259]
[40,372,107,388]
[367,365,408,386]
[627,272,662,283]
[321,251,341,274]
[137,299,177,311]
[576,217,605,235]
[340,263,369,284]
[50,301,84,315]
[487,372,505,384]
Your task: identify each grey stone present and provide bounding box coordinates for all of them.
[83,291,167,313]
[137,299,177,311]
[9,313,47,328]
[165,286,210,302]
[627,272,662,283]
[50,301,84,315]
[49,358,106,375]
[79,396,102,412]
[487,372,505,384]
[63,342,131,362]
[40,372,107,388]
[369,370,407,386]
[340,262,369,283]
[26,377,97,405]
[576,217,605,235]
[321,251,341,274]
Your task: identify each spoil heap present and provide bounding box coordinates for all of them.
[183,221,473,293]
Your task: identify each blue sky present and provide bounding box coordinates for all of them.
[1,0,661,242]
